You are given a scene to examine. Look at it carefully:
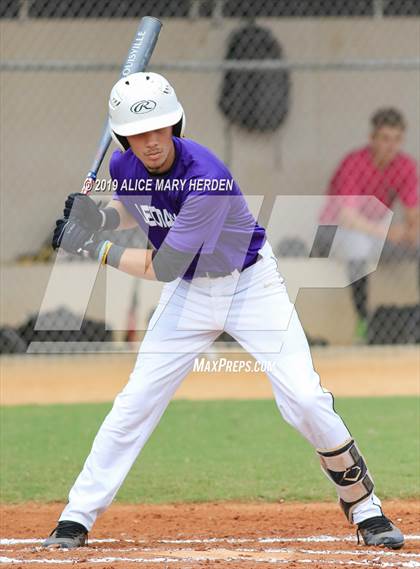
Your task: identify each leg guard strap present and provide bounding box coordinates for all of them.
[317,439,374,522]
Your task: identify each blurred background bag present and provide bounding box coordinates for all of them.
[219,22,290,132]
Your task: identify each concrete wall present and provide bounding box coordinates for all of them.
[1,18,419,342]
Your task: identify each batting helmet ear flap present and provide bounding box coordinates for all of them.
[111,129,130,152]
[172,110,186,138]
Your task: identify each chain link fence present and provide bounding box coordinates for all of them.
[0,0,419,353]
[2,0,420,18]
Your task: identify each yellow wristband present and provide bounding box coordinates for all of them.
[100,241,113,265]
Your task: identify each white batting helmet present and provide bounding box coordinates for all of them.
[109,72,186,151]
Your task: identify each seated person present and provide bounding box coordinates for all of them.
[319,107,419,341]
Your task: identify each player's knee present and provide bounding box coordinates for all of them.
[293,390,319,414]
[110,385,155,429]
[277,391,321,431]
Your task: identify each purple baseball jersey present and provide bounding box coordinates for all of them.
[110,137,266,279]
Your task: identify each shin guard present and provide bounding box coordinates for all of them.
[317,439,374,522]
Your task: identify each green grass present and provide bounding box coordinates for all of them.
[1,397,418,503]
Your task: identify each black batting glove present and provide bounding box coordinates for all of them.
[64,193,103,230]
[64,193,120,231]
[52,218,103,258]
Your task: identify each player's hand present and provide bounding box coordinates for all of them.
[64,193,104,230]
[52,218,102,258]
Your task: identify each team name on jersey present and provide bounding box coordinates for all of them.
[134,204,177,228]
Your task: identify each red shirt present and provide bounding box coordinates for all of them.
[321,146,419,222]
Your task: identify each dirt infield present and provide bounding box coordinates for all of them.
[1,501,419,568]
[2,346,419,405]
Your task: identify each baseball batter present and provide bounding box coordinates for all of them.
[44,73,404,550]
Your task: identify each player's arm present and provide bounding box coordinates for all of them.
[116,243,195,281]
[110,247,157,280]
[54,190,228,282]
[54,197,193,281]
[52,222,197,281]
[107,189,229,281]
[51,217,158,280]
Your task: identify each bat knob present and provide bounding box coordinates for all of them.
[82,176,96,194]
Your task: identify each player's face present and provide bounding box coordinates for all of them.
[370,126,404,166]
[127,126,175,173]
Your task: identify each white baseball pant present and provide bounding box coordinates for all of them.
[60,241,382,529]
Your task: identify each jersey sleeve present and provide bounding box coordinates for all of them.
[163,184,230,254]
[397,158,419,208]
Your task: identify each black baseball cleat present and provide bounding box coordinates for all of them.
[43,520,88,549]
[357,515,404,549]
